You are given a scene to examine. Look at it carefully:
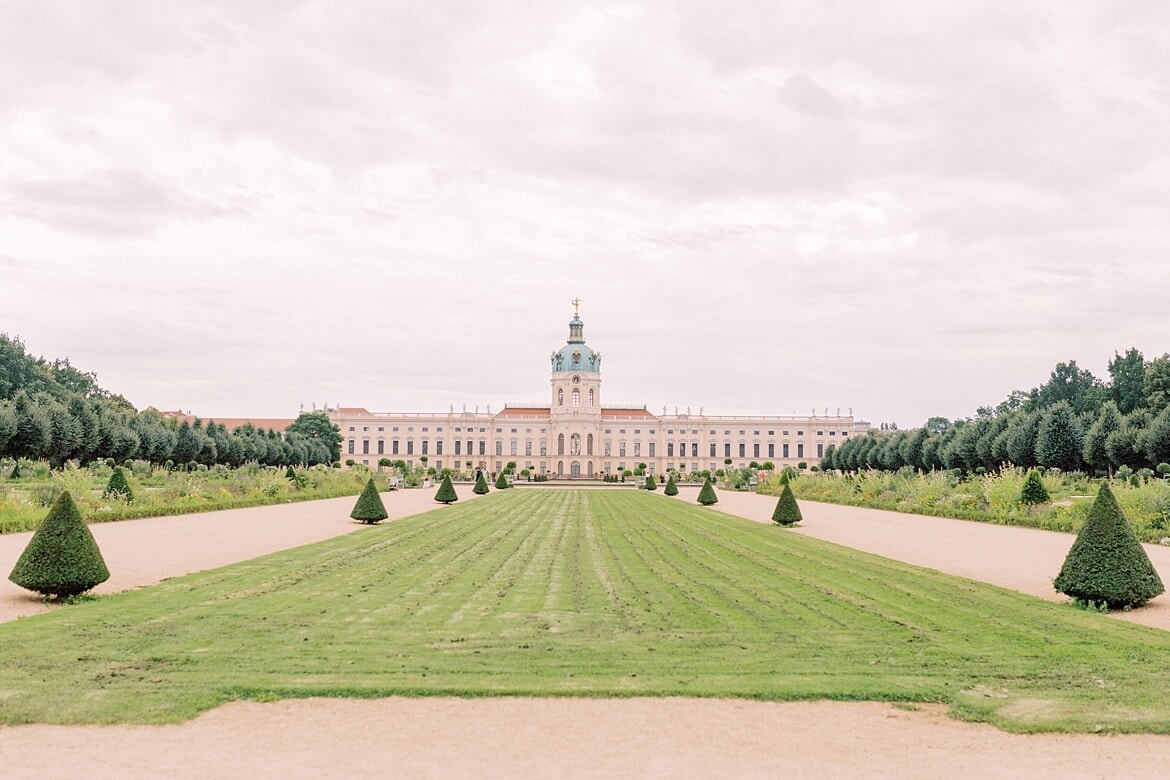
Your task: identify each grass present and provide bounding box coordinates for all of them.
[3,489,1170,732]
[761,468,1170,542]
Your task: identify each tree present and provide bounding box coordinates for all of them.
[924,416,951,436]
[8,491,110,597]
[1019,469,1049,505]
[103,466,134,502]
[473,472,489,494]
[1035,402,1083,472]
[1028,360,1105,416]
[1109,348,1146,414]
[285,412,343,463]
[1145,406,1170,468]
[350,478,388,524]
[644,473,657,491]
[1144,354,1170,413]
[772,482,802,526]
[1083,401,1123,474]
[697,477,718,505]
[495,471,509,489]
[663,474,678,496]
[434,474,458,504]
[1054,482,1164,608]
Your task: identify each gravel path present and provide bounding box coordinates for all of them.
[4,484,1170,778]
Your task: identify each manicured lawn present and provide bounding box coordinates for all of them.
[3,489,1170,732]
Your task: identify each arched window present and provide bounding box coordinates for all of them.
[587,433,594,456]
[570,433,581,455]
[572,389,580,407]
[558,388,564,405]
[558,433,565,455]
[588,389,594,406]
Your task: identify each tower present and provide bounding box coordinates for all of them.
[549,302,602,477]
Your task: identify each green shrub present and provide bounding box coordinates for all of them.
[495,472,509,490]
[8,491,110,598]
[434,474,458,504]
[350,478,388,524]
[645,474,657,491]
[473,473,489,495]
[772,483,802,526]
[103,467,134,503]
[697,477,718,506]
[664,474,679,496]
[10,462,21,479]
[1054,482,1164,609]
[1019,469,1049,505]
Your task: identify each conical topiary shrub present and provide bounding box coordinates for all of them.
[9,462,21,479]
[1020,468,1049,505]
[9,491,110,598]
[645,474,657,491]
[350,478,388,524]
[664,474,678,496]
[495,471,509,489]
[1054,482,1164,609]
[473,472,489,495]
[103,466,133,503]
[435,474,458,504]
[772,482,802,526]
[697,477,718,506]
[285,465,297,480]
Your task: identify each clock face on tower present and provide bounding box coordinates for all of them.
[572,375,581,384]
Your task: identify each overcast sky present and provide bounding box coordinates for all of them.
[3,2,1168,428]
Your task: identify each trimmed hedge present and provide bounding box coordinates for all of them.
[645,474,657,491]
[1054,482,1164,609]
[772,483,802,526]
[103,467,134,503]
[1019,469,1049,505]
[495,472,509,489]
[9,491,110,597]
[697,477,718,506]
[473,473,489,495]
[350,478,388,524]
[434,474,458,504]
[664,474,678,496]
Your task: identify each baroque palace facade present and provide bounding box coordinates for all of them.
[329,308,868,478]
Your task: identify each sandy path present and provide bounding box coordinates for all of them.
[0,487,482,623]
[670,486,1170,631]
[6,485,1170,777]
[5,697,1170,780]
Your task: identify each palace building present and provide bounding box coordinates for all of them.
[328,307,868,478]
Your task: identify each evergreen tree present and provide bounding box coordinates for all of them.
[697,477,718,506]
[644,473,657,491]
[1035,401,1083,472]
[434,473,458,504]
[1109,348,1146,414]
[1144,354,1170,412]
[495,471,509,489]
[772,482,802,526]
[8,491,110,597]
[1019,468,1050,505]
[473,472,489,494]
[664,474,678,496]
[1054,482,1164,608]
[1082,402,1122,473]
[9,461,20,479]
[103,466,133,502]
[1141,405,1170,468]
[350,478,388,524]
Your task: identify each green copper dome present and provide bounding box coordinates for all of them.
[550,315,601,373]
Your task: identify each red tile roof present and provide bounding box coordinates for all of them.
[601,407,656,418]
[498,406,551,416]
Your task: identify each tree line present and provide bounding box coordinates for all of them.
[823,348,1170,475]
[0,334,340,467]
